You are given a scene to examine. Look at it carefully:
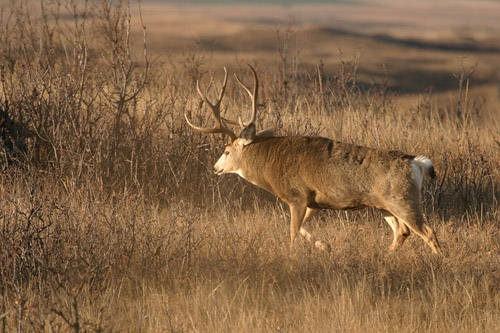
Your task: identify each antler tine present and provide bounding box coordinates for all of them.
[220,117,240,127]
[247,64,258,126]
[217,67,228,107]
[234,64,259,128]
[196,68,229,122]
[184,113,236,140]
[186,67,237,141]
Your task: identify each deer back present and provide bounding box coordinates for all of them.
[238,136,417,209]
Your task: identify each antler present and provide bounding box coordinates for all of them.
[184,67,237,141]
[234,64,259,128]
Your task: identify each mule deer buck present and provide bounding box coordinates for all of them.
[185,65,442,255]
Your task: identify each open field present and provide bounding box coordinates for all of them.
[137,0,500,91]
[0,0,499,331]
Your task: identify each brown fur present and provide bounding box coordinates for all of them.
[219,135,442,254]
[240,136,414,209]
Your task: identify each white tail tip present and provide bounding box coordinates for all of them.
[413,155,435,179]
[414,155,432,167]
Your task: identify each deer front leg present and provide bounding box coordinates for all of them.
[299,208,331,252]
[289,203,307,251]
[383,214,410,252]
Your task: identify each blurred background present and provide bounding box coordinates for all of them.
[138,0,500,107]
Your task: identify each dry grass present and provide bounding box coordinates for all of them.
[0,1,499,332]
[1,175,498,332]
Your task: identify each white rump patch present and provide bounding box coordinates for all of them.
[411,155,433,192]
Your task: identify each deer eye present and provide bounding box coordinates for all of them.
[224,151,230,155]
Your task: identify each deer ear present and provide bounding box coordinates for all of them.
[238,123,255,145]
[256,129,274,137]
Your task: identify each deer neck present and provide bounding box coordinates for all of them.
[235,144,270,188]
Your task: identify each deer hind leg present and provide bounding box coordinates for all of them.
[392,208,442,255]
[299,208,331,252]
[289,204,307,252]
[383,214,410,252]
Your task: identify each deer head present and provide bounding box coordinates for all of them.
[185,65,259,176]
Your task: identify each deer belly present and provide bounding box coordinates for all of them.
[308,191,366,210]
